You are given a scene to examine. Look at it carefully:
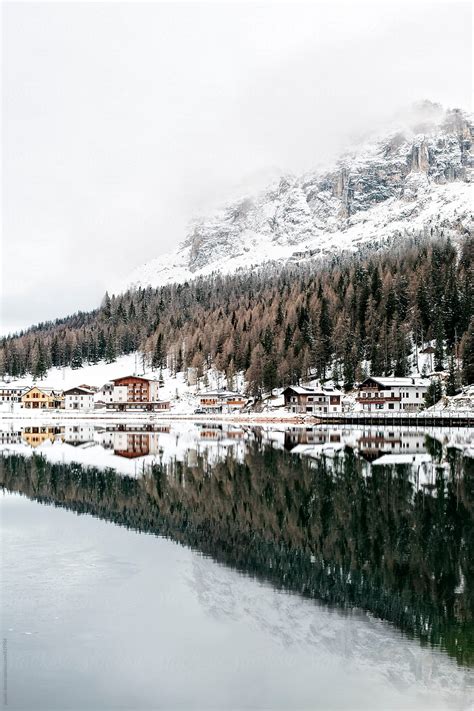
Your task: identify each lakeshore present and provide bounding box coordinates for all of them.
[1,408,473,427]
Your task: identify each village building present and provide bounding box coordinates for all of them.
[0,385,29,403]
[94,382,114,407]
[198,391,246,414]
[64,387,95,410]
[356,377,430,412]
[106,376,169,411]
[21,386,64,409]
[283,385,342,415]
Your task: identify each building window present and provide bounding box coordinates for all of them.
[388,403,394,410]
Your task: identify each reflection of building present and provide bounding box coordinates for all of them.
[21,387,64,409]
[200,425,223,439]
[199,391,246,413]
[0,386,28,403]
[0,429,22,444]
[21,426,64,447]
[283,386,342,415]
[64,387,94,410]
[64,425,95,445]
[357,377,429,412]
[357,430,427,462]
[284,427,341,451]
[99,429,161,458]
[106,376,169,411]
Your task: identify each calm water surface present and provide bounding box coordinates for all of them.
[1,421,473,709]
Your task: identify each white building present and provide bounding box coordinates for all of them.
[0,385,29,403]
[357,377,430,412]
[283,385,343,414]
[94,382,114,407]
[64,424,95,445]
[198,391,246,413]
[63,387,95,411]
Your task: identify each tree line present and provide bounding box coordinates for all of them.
[1,234,473,392]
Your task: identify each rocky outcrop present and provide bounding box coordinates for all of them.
[119,105,472,291]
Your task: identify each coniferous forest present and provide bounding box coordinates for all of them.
[1,235,473,391]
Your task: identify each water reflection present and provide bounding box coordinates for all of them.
[1,421,473,667]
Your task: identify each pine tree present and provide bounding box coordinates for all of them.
[34,343,47,380]
[263,358,278,392]
[105,334,116,364]
[461,318,474,385]
[89,338,99,364]
[152,333,164,370]
[246,344,265,397]
[97,330,107,361]
[445,353,457,396]
[434,314,445,372]
[102,292,112,320]
[424,378,442,408]
[71,343,83,370]
[226,359,236,391]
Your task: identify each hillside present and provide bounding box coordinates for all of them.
[1,235,473,394]
[119,104,472,291]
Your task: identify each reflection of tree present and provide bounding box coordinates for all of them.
[424,434,443,462]
[1,444,472,666]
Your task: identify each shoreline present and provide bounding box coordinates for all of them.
[1,409,473,428]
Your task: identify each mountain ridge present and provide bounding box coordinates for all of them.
[116,103,472,293]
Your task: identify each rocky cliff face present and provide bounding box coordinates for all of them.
[119,105,472,291]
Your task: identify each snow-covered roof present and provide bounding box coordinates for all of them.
[24,386,63,395]
[63,387,94,395]
[283,385,341,396]
[111,375,158,383]
[372,454,432,466]
[200,390,245,398]
[360,377,430,388]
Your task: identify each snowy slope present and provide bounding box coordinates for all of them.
[117,104,472,292]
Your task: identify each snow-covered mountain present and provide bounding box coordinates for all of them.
[118,103,472,292]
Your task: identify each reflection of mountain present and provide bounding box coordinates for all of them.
[1,441,472,667]
[187,555,471,699]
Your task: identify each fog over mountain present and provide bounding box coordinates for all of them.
[117,103,472,292]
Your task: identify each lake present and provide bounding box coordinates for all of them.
[1,421,473,709]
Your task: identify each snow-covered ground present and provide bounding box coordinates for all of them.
[2,351,473,418]
[426,385,474,413]
[1,354,154,392]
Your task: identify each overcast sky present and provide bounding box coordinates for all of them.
[1,0,472,335]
